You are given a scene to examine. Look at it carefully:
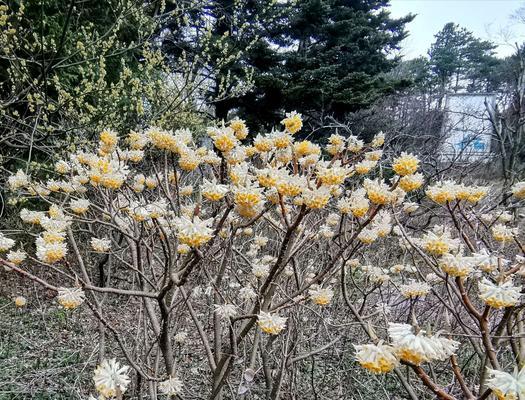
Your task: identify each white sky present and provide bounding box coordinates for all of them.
[388,0,525,59]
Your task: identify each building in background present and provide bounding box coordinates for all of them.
[440,93,495,162]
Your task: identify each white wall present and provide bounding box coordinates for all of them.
[441,93,494,162]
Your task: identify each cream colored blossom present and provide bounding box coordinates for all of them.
[214,304,237,319]
[512,181,525,199]
[309,285,334,306]
[14,296,27,307]
[6,249,26,265]
[252,262,270,278]
[363,178,393,205]
[426,181,457,204]
[202,179,229,201]
[91,238,111,252]
[492,224,517,243]
[370,132,385,147]
[93,359,130,398]
[258,311,287,335]
[159,376,184,396]
[70,198,90,214]
[421,226,460,256]
[479,278,521,308]
[281,111,302,134]
[486,367,525,399]
[57,287,85,309]
[229,118,249,140]
[8,169,29,190]
[388,323,459,365]
[354,342,398,373]
[439,253,475,277]
[392,152,419,176]
[400,280,431,298]
[36,237,67,263]
[399,173,424,192]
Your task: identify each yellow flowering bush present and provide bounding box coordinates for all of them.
[2,110,525,399]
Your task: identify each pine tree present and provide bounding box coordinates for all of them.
[236,0,414,130]
[428,22,498,95]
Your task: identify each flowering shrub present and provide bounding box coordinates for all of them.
[2,112,525,399]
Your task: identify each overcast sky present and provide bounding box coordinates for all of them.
[388,0,525,59]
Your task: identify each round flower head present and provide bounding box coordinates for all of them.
[229,118,249,140]
[354,160,377,174]
[512,181,525,199]
[347,189,369,217]
[363,266,390,284]
[145,176,158,189]
[55,160,71,174]
[421,226,460,256]
[364,150,383,162]
[309,286,334,306]
[234,185,264,208]
[347,136,364,153]
[159,376,184,396]
[253,134,274,153]
[399,173,424,192]
[91,238,112,253]
[392,152,419,176]
[20,209,45,225]
[316,161,349,187]
[0,233,16,252]
[178,150,201,171]
[254,235,269,247]
[294,140,319,160]
[252,262,270,278]
[370,132,385,147]
[180,185,193,196]
[14,296,27,307]
[281,111,302,134]
[302,187,331,209]
[8,169,30,191]
[438,253,474,277]
[177,244,191,255]
[471,249,503,273]
[363,178,393,205]
[456,185,488,203]
[202,179,229,201]
[93,359,130,398]
[57,287,85,309]
[239,287,257,301]
[275,172,306,197]
[99,129,118,151]
[214,304,237,319]
[498,211,513,223]
[354,342,398,373]
[147,128,178,152]
[175,216,213,247]
[212,127,238,153]
[388,323,459,365]
[486,366,525,400]
[7,249,27,265]
[70,198,90,214]
[426,181,457,204]
[318,225,335,239]
[400,280,431,298]
[402,201,419,213]
[492,224,517,243]
[357,228,379,244]
[174,331,188,343]
[479,278,521,308]
[36,237,67,263]
[126,130,149,150]
[258,311,287,335]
